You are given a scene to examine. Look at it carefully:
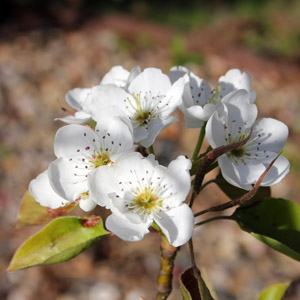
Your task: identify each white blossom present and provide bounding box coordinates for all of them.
[169,66,256,128]
[88,68,185,147]
[46,116,134,211]
[88,152,194,247]
[57,66,141,124]
[206,89,290,190]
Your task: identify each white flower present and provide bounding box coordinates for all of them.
[169,66,256,128]
[206,89,290,190]
[57,66,141,124]
[47,116,134,210]
[89,68,185,147]
[88,153,194,247]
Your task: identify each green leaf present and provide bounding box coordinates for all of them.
[180,268,215,300]
[17,191,77,227]
[8,216,109,271]
[215,173,271,203]
[258,281,290,300]
[231,198,300,261]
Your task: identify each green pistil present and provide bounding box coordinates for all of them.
[89,152,111,168]
[130,187,162,213]
[135,111,152,126]
[208,86,222,104]
[228,147,245,158]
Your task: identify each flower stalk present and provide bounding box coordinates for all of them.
[155,237,178,300]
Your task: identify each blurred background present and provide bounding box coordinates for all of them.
[1,0,300,299]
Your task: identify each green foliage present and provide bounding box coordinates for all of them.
[8,216,109,271]
[258,281,290,300]
[171,36,204,66]
[231,198,300,261]
[17,191,77,227]
[180,268,215,300]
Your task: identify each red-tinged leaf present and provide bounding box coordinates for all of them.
[17,191,77,227]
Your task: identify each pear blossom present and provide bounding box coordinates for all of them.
[57,66,141,124]
[88,152,194,247]
[46,116,134,210]
[169,66,256,128]
[206,89,290,190]
[88,68,185,147]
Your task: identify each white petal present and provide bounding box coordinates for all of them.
[79,198,97,212]
[166,156,192,205]
[182,112,205,128]
[251,118,289,153]
[138,116,178,148]
[169,66,190,84]
[159,76,185,118]
[206,105,228,148]
[100,66,130,87]
[186,103,216,122]
[126,66,141,87]
[95,116,134,159]
[106,214,150,242]
[261,155,290,186]
[218,69,256,102]
[86,84,130,121]
[65,87,91,110]
[128,68,171,96]
[133,126,149,144]
[55,111,92,125]
[88,164,119,208]
[48,157,89,201]
[138,118,164,147]
[154,204,194,247]
[54,124,99,158]
[29,170,69,209]
[218,156,253,190]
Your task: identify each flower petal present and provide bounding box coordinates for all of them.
[95,116,134,160]
[154,204,194,247]
[29,170,69,209]
[128,68,171,96]
[54,124,100,158]
[186,103,216,122]
[55,111,92,125]
[100,66,130,87]
[65,87,91,110]
[166,155,192,205]
[218,156,253,190]
[218,69,256,103]
[260,155,290,186]
[106,214,150,242]
[251,118,289,153]
[79,198,97,212]
[48,156,89,201]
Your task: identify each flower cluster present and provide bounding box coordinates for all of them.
[30,66,289,247]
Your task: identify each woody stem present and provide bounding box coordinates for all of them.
[155,237,178,300]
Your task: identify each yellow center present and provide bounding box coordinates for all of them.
[89,152,111,168]
[130,187,162,214]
